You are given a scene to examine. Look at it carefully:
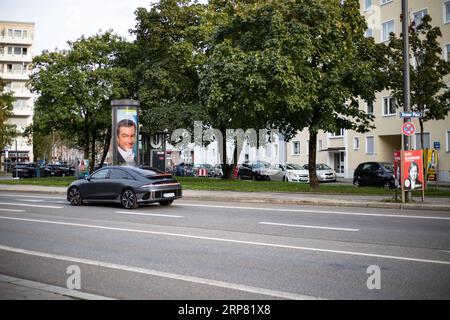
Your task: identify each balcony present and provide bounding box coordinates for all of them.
[0,35,33,46]
[0,70,30,80]
[0,53,33,63]
[11,106,33,117]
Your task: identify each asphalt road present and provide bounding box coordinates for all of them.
[0,191,449,300]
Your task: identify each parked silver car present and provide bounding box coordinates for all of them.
[268,163,309,182]
[303,163,337,182]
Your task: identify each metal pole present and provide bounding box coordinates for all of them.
[15,139,18,178]
[402,0,411,202]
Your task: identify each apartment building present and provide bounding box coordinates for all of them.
[287,0,450,182]
[0,21,35,170]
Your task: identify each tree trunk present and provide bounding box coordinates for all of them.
[308,130,319,190]
[89,130,96,173]
[99,127,111,168]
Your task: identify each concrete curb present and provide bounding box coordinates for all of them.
[0,185,449,212]
[0,274,115,300]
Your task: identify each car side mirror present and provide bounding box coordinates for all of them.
[84,175,91,181]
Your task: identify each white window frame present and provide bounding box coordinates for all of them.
[446,130,450,152]
[292,141,300,155]
[415,132,431,150]
[318,139,323,151]
[381,20,395,43]
[366,101,374,115]
[306,140,309,155]
[366,136,375,155]
[353,137,360,150]
[445,1,450,24]
[412,8,428,28]
[382,96,396,116]
[330,128,344,138]
[364,0,373,12]
[445,43,450,62]
[380,0,393,6]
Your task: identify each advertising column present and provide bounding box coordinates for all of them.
[111,100,140,166]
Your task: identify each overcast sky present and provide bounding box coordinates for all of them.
[0,0,155,55]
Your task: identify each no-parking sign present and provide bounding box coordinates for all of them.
[401,122,415,136]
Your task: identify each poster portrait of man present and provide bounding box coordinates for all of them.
[116,119,137,166]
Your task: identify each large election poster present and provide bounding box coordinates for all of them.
[402,150,424,191]
[114,107,139,166]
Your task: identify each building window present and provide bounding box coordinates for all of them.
[364,28,373,38]
[381,0,393,5]
[382,97,396,116]
[365,0,373,11]
[366,101,374,115]
[292,141,300,155]
[354,137,360,150]
[445,1,450,24]
[331,128,344,137]
[382,20,395,42]
[366,136,375,155]
[318,139,323,151]
[306,140,309,155]
[447,131,450,152]
[413,9,428,28]
[445,44,450,62]
[415,132,430,150]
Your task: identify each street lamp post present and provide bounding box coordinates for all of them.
[402,0,411,202]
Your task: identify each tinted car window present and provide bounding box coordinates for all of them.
[130,167,163,178]
[370,163,380,171]
[109,169,129,180]
[91,169,109,180]
[380,163,394,172]
[361,164,372,172]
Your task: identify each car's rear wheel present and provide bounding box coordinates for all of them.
[383,180,392,189]
[68,187,83,206]
[121,189,139,209]
[159,200,174,206]
[353,178,360,187]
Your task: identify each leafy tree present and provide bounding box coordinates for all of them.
[27,31,134,172]
[387,14,450,151]
[199,0,387,186]
[131,0,208,139]
[0,78,16,153]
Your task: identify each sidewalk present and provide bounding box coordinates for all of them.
[0,275,112,300]
[0,184,449,212]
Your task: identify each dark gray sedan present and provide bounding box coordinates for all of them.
[67,166,182,209]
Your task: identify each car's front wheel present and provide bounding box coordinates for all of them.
[159,200,174,206]
[353,178,360,187]
[68,187,83,206]
[121,189,139,209]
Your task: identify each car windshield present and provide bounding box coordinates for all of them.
[380,163,394,172]
[253,161,271,169]
[303,164,332,170]
[286,163,304,170]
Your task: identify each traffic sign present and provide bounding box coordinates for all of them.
[400,111,423,118]
[401,122,415,136]
[434,141,440,150]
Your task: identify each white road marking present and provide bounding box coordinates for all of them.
[0,194,65,199]
[116,211,183,218]
[258,222,359,232]
[1,215,449,265]
[0,245,322,300]
[0,202,62,209]
[21,199,45,203]
[0,208,25,213]
[177,203,450,220]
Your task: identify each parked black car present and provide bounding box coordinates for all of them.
[172,163,194,177]
[237,161,272,181]
[353,162,395,189]
[44,164,65,177]
[67,166,182,209]
[11,163,38,178]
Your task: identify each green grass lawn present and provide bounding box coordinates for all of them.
[1,176,449,197]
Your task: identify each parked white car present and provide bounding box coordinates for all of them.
[302,163,337,182]
[268,163,309,182]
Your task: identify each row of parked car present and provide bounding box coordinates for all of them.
[171,160,397,189]
[10,162,76,178]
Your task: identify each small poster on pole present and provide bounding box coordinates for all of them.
[425,149,438,182]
